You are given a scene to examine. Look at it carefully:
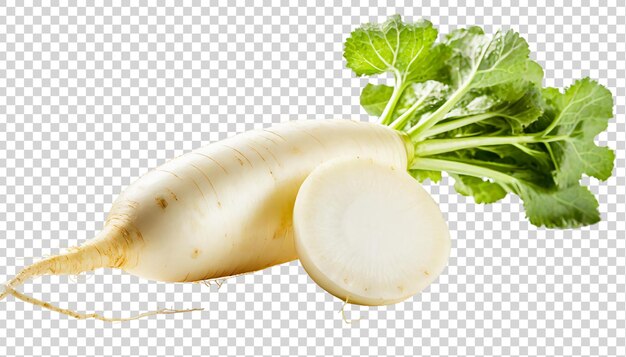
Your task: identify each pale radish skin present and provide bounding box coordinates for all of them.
[293,157,450,306]
[0,119,411,320]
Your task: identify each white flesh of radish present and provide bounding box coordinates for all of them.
[293,157,450,306]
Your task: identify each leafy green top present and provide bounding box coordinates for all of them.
[344,16,447,81]
[344,16,614,228]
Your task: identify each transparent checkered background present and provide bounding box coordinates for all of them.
[0,1,624,356]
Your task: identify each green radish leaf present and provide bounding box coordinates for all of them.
[360,83,394,116]
[443,84,543,134]
[452,174,507,203]
[520,184,601,228]
[445,27,536,89]
[409,169,442,183]
[541,78,615,187]
[344,15,448,82]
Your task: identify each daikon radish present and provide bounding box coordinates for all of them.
[0,120,409,320]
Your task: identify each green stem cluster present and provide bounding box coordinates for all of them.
[379,71,406,126]
[411,157,518,186]
[347,15,613,227]
[415,134,569,156]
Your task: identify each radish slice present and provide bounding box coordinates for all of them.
[293,157,451,306]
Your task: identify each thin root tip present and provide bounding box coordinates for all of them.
[161,307,204,314]
[0,285,9,301]
[3,283,204,322]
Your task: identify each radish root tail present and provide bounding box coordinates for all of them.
[3,285,202,322]
[0,228,125,302]
[0,227,201,321]
[339,297,362,325]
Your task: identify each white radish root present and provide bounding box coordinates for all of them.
[0,120,410,319]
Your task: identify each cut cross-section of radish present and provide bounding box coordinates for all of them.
[294,157,451,306]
